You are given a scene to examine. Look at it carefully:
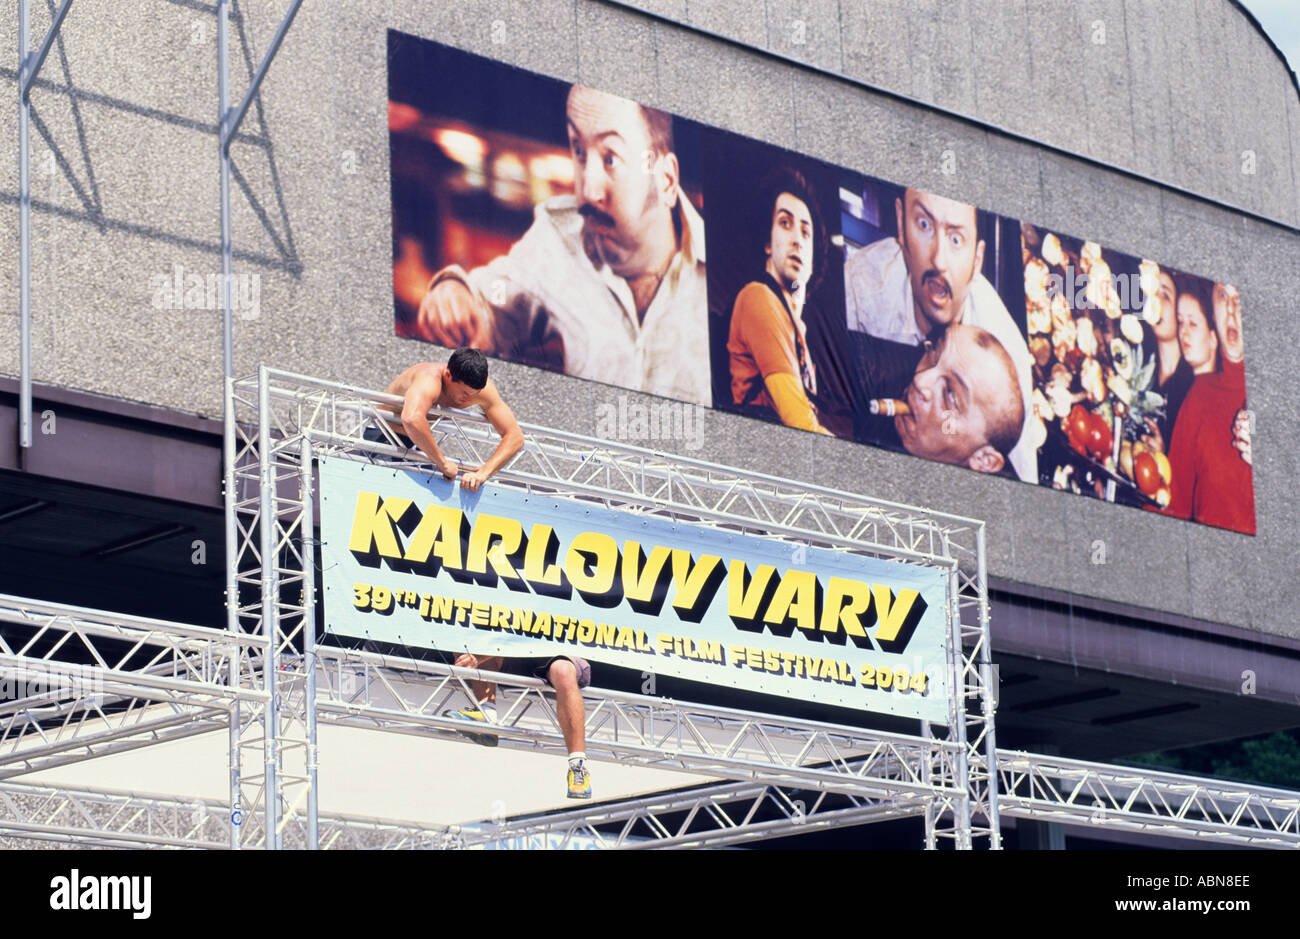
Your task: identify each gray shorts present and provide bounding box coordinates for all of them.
[508,655,591,689]
[363,423,414,449]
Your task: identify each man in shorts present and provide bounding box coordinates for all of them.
[446,652,594,800]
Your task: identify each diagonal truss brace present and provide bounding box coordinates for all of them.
[314,648,961,803]
[1,595,1297,848]
[230,367,1000,847]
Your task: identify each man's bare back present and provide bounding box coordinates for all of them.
[377,352,524,492]
[382,362,483,410]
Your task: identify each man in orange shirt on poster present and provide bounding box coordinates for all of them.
[727,167,833,435]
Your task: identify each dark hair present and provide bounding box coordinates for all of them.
[448,347,488,389]
[757,166,827,293]
[1171,271,1216,335]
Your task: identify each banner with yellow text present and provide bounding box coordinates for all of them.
[319,455,951,721]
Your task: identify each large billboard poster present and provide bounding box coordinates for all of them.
[387,30,1254,536]
[319,456,952,722]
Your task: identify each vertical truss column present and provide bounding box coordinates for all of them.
[228,371,264,847]
[937,532,973,848]
[948,524,999,846]
[920,717,937,849]
[920,524,998,849]
[300,435,320,849]
[256,367,280,845]
[227,369,315,848]
[972,525,1002,844]
[219,0,306,850]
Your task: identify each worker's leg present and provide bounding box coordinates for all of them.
[445,653,505,748]
[547,658,586,754]
[455,653,502,706]
[546,656,592,799]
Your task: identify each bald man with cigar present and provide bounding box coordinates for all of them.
[846,187,1036,481]
[854,323,1024,475]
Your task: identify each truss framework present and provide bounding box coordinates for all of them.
[4,0,1295,853]
[3,371,1296,848]
[225,367,994,848]
[2,590,1298,848]
[996,752,1300,849]
[316,647,963,800]
[0,595,262,782]
[0,776,921,850]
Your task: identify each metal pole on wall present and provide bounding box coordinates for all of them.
[17,0,75,455]
[218,0,241,850]
[218,0,303,850]
[18,0,31,452]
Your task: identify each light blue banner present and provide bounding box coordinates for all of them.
[319,455,951,721]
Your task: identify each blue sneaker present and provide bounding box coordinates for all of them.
[443,707,498,747]
[567,759,592,799]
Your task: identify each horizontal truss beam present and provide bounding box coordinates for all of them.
[7,639,1291,847]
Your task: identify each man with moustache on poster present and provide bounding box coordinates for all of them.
[727,167,834,435]
[845,187,1036,482]
[414,84,711,406]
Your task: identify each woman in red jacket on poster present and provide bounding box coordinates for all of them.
[1161,275,1255,535]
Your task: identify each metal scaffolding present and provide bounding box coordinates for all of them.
[5,366,1295,850]
[7,0,1299,853]
[225,368,1002,847]
[13,0,308,845]
[1,369,1297,849]
[2,574,1298,847]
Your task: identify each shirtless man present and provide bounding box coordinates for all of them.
[376,351,590,797]
[374,347,524,491]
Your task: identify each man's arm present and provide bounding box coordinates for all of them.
[459,380,525,492]
[415,204,568,355]
[400,372,459,481]
[416,269,495,350]
[733,284,830,435]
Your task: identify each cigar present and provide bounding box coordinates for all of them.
[868,398,911,417]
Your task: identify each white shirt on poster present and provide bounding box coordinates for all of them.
[435,194,711,407]
[844,237,1038,483]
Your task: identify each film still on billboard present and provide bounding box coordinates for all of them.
[387,30,1254,535]
[320,456,952,722]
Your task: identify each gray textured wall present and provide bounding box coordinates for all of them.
[1,0,1296,641]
